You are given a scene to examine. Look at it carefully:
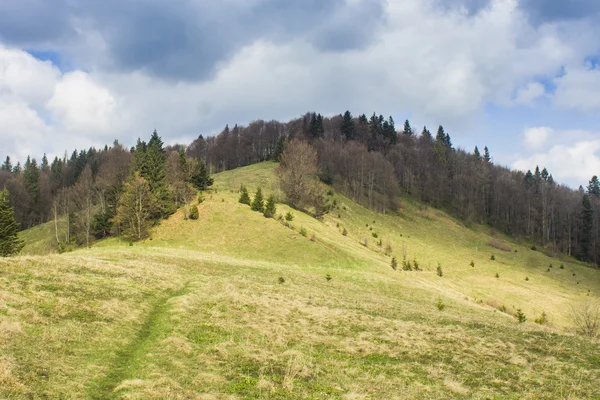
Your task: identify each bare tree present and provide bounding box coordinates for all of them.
[276,139,319,209]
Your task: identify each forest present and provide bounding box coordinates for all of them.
[1,111,600,264]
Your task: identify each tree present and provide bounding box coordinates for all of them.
[115,174,157,241]
[264,194,276,218]
[251,187,264,212]
[341,111,355,141]
[276,139,319,209]
[188,158,213,190]
[483,146,491,163]
[473,146,481,161]
[403,119,413,136]
[588,176,600,198]
[0,189,24,256]
[580,194,594,262]
[1,156,12,172]
[273,136,286,161]
[239,185,251,205]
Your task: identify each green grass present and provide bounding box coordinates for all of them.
[2,161,599,398]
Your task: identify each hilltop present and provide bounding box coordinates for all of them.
[2,162,600,399]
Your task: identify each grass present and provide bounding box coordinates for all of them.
[1,161,599,398]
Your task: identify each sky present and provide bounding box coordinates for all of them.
[0,0,599,187]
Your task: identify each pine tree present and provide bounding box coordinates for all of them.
[41,154,49,172]
[142,130,174,218]
[273,136,286,161]
[341,111,355,141]
[251,187,264,212]
[580,194,594,262]
[22,156,40,203]
[1,156,12,172]
[403,119,413,136]
[473,146,482,161]
[0,189,24,256]
[421,126,432,141]
[483,146,491,163]
[188,204,199,220]
[263,194,276,218]
[239,185,251,205]
[588,176,600,198]
[188,158,213,190]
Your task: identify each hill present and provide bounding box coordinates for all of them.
[2,162,599,399]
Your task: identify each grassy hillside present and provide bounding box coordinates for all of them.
[2,161,599,399]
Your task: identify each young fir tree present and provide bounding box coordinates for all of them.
[403,119,413,136]
[588,176,600,198]
[189,158,213,190]
[263,194,276,218]
[473,146,482,161]
[273,136,286,161]
[188,204,199,220]
[239,185,251,205]
[1,156,12,172]
[22,156,40,203]
[142,130,174,218]
[251,187,265,212]
[0,189,24,256]
[483,146,491,163]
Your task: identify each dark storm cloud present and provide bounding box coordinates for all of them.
[0,0,385,81]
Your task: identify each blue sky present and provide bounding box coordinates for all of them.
[0,0,599,187]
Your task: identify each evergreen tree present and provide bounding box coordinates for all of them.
[403,119,413,136]
[188,204,199,220]
[41,154,49,172]
[142,130,174,218]
[12,162,21,175]
[436,125,446,143]
[473,146,482,161]
[188,158,213,190]
[273,136,286,161]
[22,156,40,203]
[588,176,600,198]
[1,156,12,172]
[483,146,491,163]
[580,194,594,262]
[239,185,251,205]
[263,194,276,218]
[383,116,397,144]
[421,126,432,141]
[0,189,24,256]
[251,187,264,212]
[340,111,355,141]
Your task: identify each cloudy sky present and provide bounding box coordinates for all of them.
[1,0,599,187]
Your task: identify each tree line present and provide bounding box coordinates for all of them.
[2,111,600,264]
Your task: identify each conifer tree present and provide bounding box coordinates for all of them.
[41,154,49,172]
[0,189,24,256]
[421,126,432,141]
[263,194,276,218]
[239,185,251,205]
[251,187,264,212]
[188,158,213,190]
[340,111,355,141]
[473,146,482,161]
[1,156,12,172]
[403,119,413,136]
[22,156,40,203]
[139,130,174,218]
[273,136,286,161]
[484,146,491,163]
[588,176,600,198]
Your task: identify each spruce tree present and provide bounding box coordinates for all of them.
[22,156,40,203]
[188,158,213,190]
[41,154,49,172]
[473,146,482,161]
[403,119,413,136]
[484,146,491,163]
[0,189,24,256]
[143,130,174,218]
[273,136,286,161]
[340,111,355,141]
[588,176,600,198]
[1,156,12,172]
[251,187,264,212]
[239,185,251,205]
[263,194,276,218]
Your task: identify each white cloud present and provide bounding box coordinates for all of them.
[553,64,600,111]
[513,132,600,186]
[514,82,546,106]
[523,126,553,149]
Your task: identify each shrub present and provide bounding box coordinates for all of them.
[470,260,475,268]
[342,228,348,236]
[385,244,392,256]
[326,274,332,282]
[263,194,277,218]
[560,264,564,269]
[531,245,537,251]
[377,239,383,247]
[413,258,420,271]
[338,214,341,218]
[573,273,576,277]
[391,257,398,271]
[402,258,412,271]
[372,232,378,238]
[436,263,443,277]
[299,227,307,237]
[495,273,500,278]
[277,214,283,221]
[197,192,204,204]
[310,233,317,242]
[490,254,496,261]
[525,276,529,281]
[327,189,334,196]
[436,297,446,311]
[516,309,527,323]
[571,302,599,337]
[189,205,199,220]
[549,263,553,268]
[285,211,294,221]
[278,277,285,284]
[535,312,548,325]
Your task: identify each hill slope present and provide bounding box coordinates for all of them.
[2,162,599,399]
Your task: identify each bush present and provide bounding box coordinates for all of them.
[436,263,443,277]
[197,192,204,204]
[189,205,199,220]
[535,312,548,325]
[490,254,496,261]
[571,302,599,337]
[391,257,398,271]
[516,309,527,323]
[560,264,564,269]
[310,233,317,242]
[495,273,499,278]
[342,228,348,236]
[549,263,553,268]
[413,258,420,271]
[285,211,294,221]
[377,238,383,247]
[531,245,537,251]
[402,258,412,271]
[372,232,378,238]
[385,244,392,256]
[525,276,529,281]
[278,277,285,284]
[326,274,332,282]
[436,298,446,311]
[299,227,307,237]
[470,260,475,268]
